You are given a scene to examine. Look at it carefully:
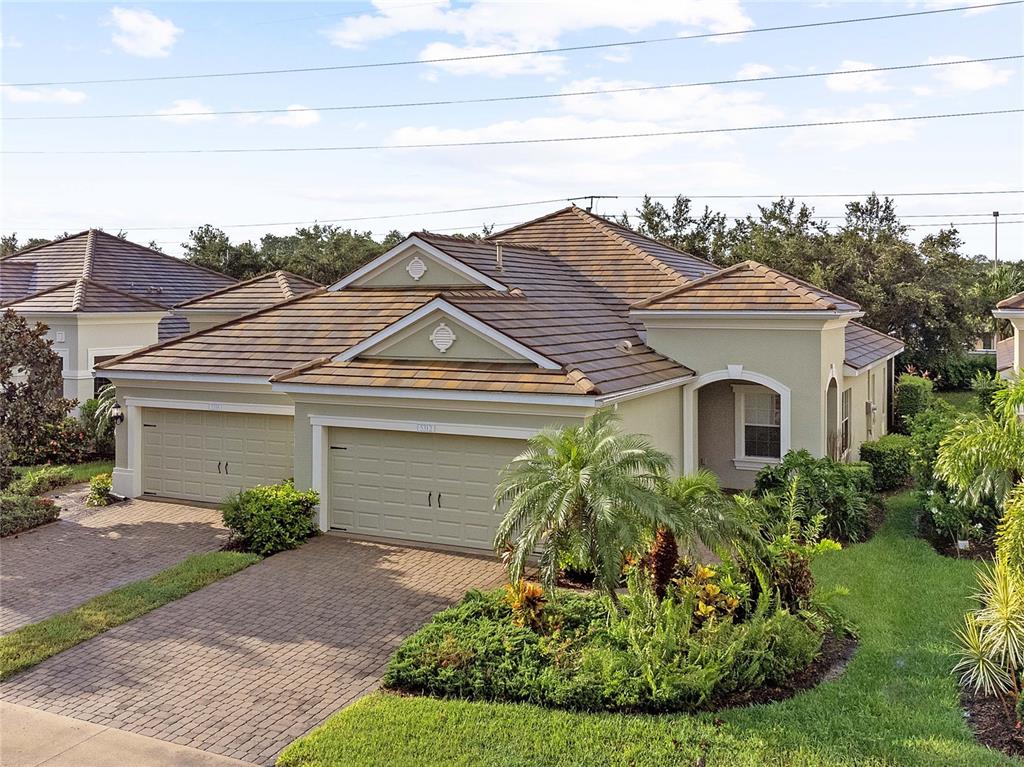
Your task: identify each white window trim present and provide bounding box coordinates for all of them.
[328,236,508,292]
[731,384,783,471]
[682,365,791,475]
[841,387,852,460]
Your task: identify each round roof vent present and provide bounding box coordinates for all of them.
[615,339,633,354]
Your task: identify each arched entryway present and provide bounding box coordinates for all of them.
[825,377,839,459]
[682,366,790,489]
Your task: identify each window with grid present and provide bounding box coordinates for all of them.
[743,390,781,459]
[841,387,852,456]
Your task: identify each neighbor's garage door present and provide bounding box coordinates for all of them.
[329,428,526,550]
[142,408,294,504]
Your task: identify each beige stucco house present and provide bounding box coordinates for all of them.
[994,290,1024,378]
[98,206,903,554]
[1,230,236,410]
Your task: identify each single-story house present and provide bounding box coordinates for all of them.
[98,206,903,553]
[1,230,236,407]
[994,290,1024,378]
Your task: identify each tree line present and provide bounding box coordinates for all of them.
[4,194,1022,377]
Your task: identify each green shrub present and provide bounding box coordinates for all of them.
[7,465,74,496]
[906,399,959,487]
[86,473,114,507]
[846,462,875,495]
[894,375,934,432]
[1,495,60,536]
[858,434,912,491]
[220,481,319,556]
[754,450,871,542]
[970,370,1007,414]
[12,419,90,466]
[78,398,115,458]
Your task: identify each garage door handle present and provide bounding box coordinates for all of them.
[427,491,432,507]
[217,461,222,474]
[437,493,442,508]
[224,462,229,475]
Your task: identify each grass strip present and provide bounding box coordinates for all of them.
[277,493,1017,767]
[13,460,115,487]
[0,551,259,680]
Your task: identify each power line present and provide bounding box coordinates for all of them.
[3,2,1018,87]
[8,196,1022,235]
[6,56,1019,122]
[6,108,1019,155]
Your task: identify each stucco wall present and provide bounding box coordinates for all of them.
[841,359,891,460]
[613,386,683,472]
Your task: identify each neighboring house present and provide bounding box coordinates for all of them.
[1,230,236,408]
[993,289,1024,378]
[98,206,903,553]
[173,270,321,332]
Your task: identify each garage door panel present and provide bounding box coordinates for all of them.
[142,408,293,504]
[328,427,525,551]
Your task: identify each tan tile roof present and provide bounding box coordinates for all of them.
[272,359,594,395]
[844,322,904,369]
[996,336,1014,371]
[633,260,862,312]
[2,278,167,313]
[175,271,321,311]
[997,290,1024,310]
[1,230,235,308]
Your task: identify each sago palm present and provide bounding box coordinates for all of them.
[649,471,751,598]
[493,409,673,605]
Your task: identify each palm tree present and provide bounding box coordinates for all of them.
[493,410,673,606]
[93,384,118,442]
[649,471,751,598]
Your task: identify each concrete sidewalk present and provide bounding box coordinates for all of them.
[0,702,253,767]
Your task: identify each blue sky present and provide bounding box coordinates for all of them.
[2,1,1022,259]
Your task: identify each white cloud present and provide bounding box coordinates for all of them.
[825,60,889,93]
[736,63,775,79]
[109,7,181,58]
[927,56,1014,90]
[1,35,24,49]
[784,104,916,151]
[603,50,632,64]
[157,99,215,123]
[267,105,321,128]
[3,86,86,104]
[324,0,752,77]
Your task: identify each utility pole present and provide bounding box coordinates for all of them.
[993,210,1000,269]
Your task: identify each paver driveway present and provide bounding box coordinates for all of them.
[0,535,506,766]
[0,497,226,634]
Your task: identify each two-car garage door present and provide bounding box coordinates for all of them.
[141,408,293,504]
[328,428,526,551]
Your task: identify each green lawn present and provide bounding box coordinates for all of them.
[0,551,258,680]
[277,493,1019,767]
[13,460,115,486]
[935,390,979,414]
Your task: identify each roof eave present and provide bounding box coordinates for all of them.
[632,309,865,320]
[993,308,1024,319]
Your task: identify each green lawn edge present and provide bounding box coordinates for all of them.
[13,460,115,487]
[276,492,1021,767]
[0,550,259,680]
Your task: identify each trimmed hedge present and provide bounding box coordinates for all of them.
[7,465,74,497]
[894,375,933,432]
[221,481,319,556]
[859,434,912,491]
[1,495,60,536]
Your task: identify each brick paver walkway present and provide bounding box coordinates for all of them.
[0,535,506,766]
[0,497,226,634]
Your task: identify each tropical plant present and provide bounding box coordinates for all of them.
[648,471,751,599]
[493,410,673,606]
[89,384,119,447]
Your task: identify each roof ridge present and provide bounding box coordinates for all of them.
[0,230,92,261]
[71,279,87,312]
[81,230,96,281]
[275,271,294,300]
[569,207,686,286]
[97,286,329,372]
[0,278,80,308]
[996,289,1024,309]
[631,262,743,309]
[597,214,719,269]
[174,269,309,309]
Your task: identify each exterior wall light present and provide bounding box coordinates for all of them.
[111,402,125,426]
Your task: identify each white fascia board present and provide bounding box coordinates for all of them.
[595,374,694,405]
[310,414,537,441]
[125,396,294,416]
[272,381,596,408]
[842,349,905,377]
[632,309,864,320]
[993,309,1024,319]
[335,297,561,370]
[100,370,272,386]
[328,236,508,292]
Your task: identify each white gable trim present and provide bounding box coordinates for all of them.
[328,236,508,292]
[334,298,561,370]
[993,309,1024,319]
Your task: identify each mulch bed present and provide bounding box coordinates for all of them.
[961,690,1024,758]
[712,631,858,711]
[918,516,997,561]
